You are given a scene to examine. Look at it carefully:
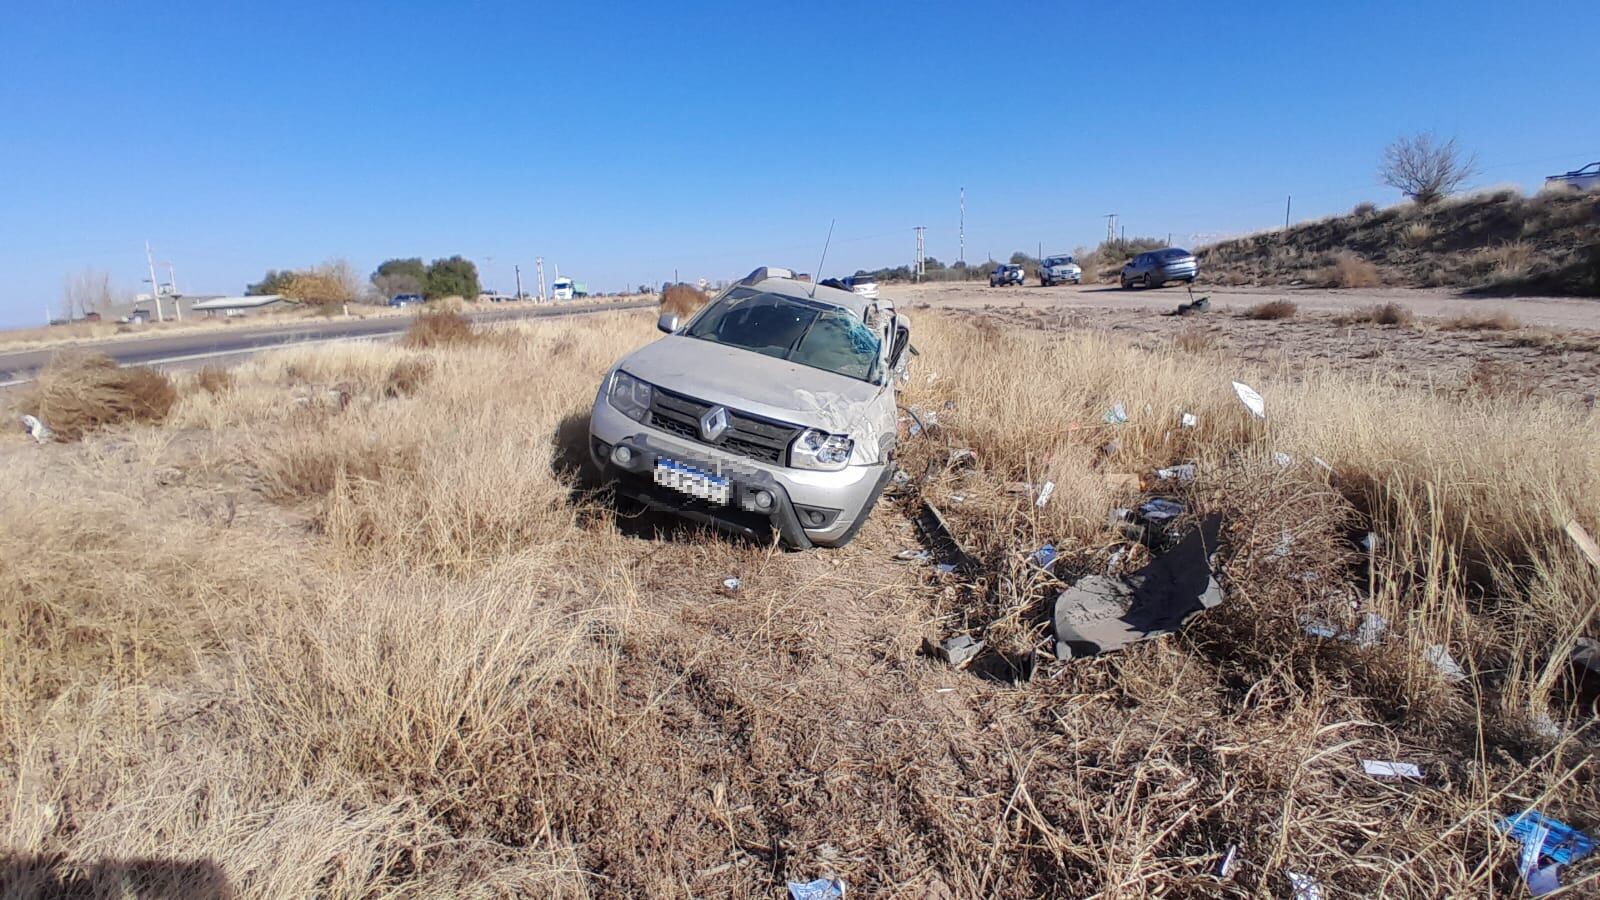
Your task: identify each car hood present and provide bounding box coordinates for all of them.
[618,335,886,435]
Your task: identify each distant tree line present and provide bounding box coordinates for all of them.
[246,256,481,303]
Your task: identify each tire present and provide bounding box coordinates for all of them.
[1149,276,1164,289]
[1120,277,1131,289]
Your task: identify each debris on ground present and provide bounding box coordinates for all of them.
[1312,456,1334,474]
[1173,295,1211,316]
[20,414,53,443]
[1571,637,1600,682]
[1361,759,1423,780]
[1232,381,1266,418]
[1301,612,1387,647]
[894,549,932,563]
[917,501,976,571]
[788,877,846,900]
[1029,545,1058,569]
[1287,871,1324,900]
[1359,532,1381,554]
[1155,463,1197,483]
[1499,811,1595,895]
[1181,412,1198,428]
[1053,514,1224,659]
[1215,845,1237,879]
[935,563,957,575]
[1103,402,1128,425]
[1272,451,1294,468]
[1423,644,1469,683]
[1035,481,1056,507]
[924,633,984,667]
[1137,498,1185,524]
[721,577,741,592]
[1567,520,1600,570]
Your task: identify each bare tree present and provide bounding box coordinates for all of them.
[1379,132,1478,205]
[60,269,120,320]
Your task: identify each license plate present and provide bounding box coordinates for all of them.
[653,458,731,505]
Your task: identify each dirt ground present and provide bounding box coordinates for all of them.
[896,282,1600,403]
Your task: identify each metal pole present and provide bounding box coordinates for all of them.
[1285,195,1292,229]
[514,264,523,300]
[958,187,965,266]
[535,257,546,301]
[145,241,164,323]
[166,262,181,320]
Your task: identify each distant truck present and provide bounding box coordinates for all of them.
[1546,162,1600,192]
[551,277,588,301]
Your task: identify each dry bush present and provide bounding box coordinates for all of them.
[1403,221,1435,247]
[1336,302,1414,327]
[1443,310,1521,332]
[1245,299,1297,320]
[1352,201,1378,216]
[1380,131,1478,205]
[194,365,235,394]
[1172,326,1217,353]
[660,283,709,318]
[1465,359,1536,399]
[18,353,177,441]
[1476,241,1537,283]
[1319,251,1383,288]
[400,310,477,348]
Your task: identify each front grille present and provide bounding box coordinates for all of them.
[648,386,802,465]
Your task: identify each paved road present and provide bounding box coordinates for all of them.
[0,301,653,385]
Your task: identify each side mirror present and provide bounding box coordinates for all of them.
[656,312,680,334]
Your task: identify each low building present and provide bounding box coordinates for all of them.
[189,295,294,318]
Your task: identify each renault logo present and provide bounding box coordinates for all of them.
[699,405,730,442]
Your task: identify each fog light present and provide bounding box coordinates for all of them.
[752,490,774,510]
[611,445,633,466]
[806,510,825,526]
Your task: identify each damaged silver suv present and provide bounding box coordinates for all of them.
[589,267,912,548]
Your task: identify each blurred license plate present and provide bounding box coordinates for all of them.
[653,458,731,505]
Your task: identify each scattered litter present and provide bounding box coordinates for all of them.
[1232,381,1265,419]
[1361,759,1423,780]
[949,493,966,503]
[924,633,984,667]
[925,371,938,383]
[1216,844,1237,879]
[1180,412,1198,428]
[1353,612,1387,648]
[1035,481,1056,508]
[1174,295,1211,315]
[1103,403,1128,425]
[722,577,741,592]
[1531,710,1563,741]
[1300,617,1338,639]
[892,469,911,485]
[1526,864,1562,896]
[1498,811,1595,868]
[1359,532,1381,554]
[1422,644,1468,683]
[1054,515,1224,659]
[20,414,53,443]
[1109,507,1133,526]
[943,400,957,410]
[935,563,958,575]
[1272,528,1294,558]
[1006,482,1034,495]
[948,448,977,467]
[1287,871,1323,900]
[1029,545,1059,568]
[894,549,932,563]
[1272,451,1294,468]
[1138,498,1185,523]
[1312,456,1334,475]
[918,501,976,570]
[1107,547,1127,573]
[788,877,846,900]
[1103,473,1140,492]
[1567,520,1600,571]
[1155,464,1197,483]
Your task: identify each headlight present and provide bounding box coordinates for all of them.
[790,428,854,471]
[608,370,653,422]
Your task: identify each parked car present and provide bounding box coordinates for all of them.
[389,293,424,307]
[1120,249,1198,289]
[1546,162,1600,192]
[842,274,879,300]
[990,264,1025,287]
[589,266,913,549]
[1039,255,1082,286]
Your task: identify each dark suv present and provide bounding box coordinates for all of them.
[989,264,1025,287]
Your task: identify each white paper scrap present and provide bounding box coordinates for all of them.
[1180,412,1198,428]
[1287,871,1323,900]
[1422,644,1468,683]
[1232,381,1266,418]
[1035,480,1056,507]
[1361,759,1423,779]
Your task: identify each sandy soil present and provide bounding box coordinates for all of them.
[894,282,1600,403]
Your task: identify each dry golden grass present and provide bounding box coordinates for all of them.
[1443,310,1523,332]
[16,352,177,441]
[1336,302,1415,327]
[660,284,709,318]
[1319,251,1384,288]
[400,309,478,348]
[3,308,1598,897]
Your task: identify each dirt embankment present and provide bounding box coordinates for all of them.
[1199,188,1600,296]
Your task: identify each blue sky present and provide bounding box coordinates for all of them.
[1,0,1595,325]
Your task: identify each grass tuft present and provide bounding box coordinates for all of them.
[400,310,477,348]
[18,352,177,440]
[1245,299,1298,320]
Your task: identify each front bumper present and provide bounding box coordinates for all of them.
[589,394,889,547]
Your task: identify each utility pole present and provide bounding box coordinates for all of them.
[1284,195,1292,230]
[913,226,927,282]
[958,187,965,265]
[145,241,164,323]
[1104,214,1118,244]
[514,264,524,300]
[535,257,546,302]
[164,261,181,320]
